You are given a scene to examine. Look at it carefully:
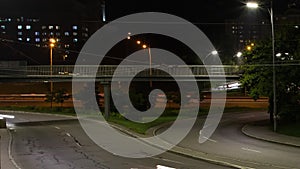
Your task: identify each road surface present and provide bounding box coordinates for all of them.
[157,111,300,169]
[2,111,230,169]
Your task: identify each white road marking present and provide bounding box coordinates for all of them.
[156,165,176,169]
[242,147,261,153]
[54,126,61,130]
[66,133,71,137]
[202,136,217,143]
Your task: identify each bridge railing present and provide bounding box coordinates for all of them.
[25,65,240,77]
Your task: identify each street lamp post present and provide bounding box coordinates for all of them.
[49,38,56,108]
[137,41,153,88]
[246,1,277,131]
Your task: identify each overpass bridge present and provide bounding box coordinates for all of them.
[0,64,242,118]
[0,65,241,82]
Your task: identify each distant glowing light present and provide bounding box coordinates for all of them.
[246,2,259,9]
[211,50,218,55]
[237,52,242,58]
[276,53,282,57]
[246,46,252,51]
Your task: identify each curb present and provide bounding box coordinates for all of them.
[241,124,300,148]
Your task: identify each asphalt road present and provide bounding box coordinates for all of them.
[157,111,300,169]
[3,111,230,169]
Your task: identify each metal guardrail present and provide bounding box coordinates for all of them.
[23,65,241,78]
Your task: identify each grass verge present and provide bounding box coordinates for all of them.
[108,116,177,134]
[278,123,300,137]
[0,106,267,135]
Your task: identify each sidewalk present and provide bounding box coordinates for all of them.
[242,122,300,148]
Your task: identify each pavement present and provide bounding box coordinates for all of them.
[1,110,300,169]
[242,121,300,148]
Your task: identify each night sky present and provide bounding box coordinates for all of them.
[0,0,291,64]
[0,0,289,23]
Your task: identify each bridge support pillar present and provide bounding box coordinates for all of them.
[101,82,111,119]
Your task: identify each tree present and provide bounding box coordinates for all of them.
[46,89,70,108]
[53,89,71,107]
[240,25,300,126]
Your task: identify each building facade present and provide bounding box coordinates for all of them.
[0,16,101,65]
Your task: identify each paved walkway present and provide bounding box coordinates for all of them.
[242,122,300,148]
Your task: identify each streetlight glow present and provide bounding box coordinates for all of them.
[49,38,56,44]
[137,40,141,45]
[246,46,252,51]
[237,52,242,58]
[142,44,147,49]
[211,50,218,55]
[246,2,259,9]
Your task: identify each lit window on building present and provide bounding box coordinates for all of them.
[8,18,11,22]
[72,25,78,30]
[26,25,31,30]
[35,38,40,42]
[17,25,22,29]
[73,32,78,36]
[0,25,5,29]
[56,32,61,36]
[64,32,70,36]
[17,32,22,36]
[18,38,22,41]
[49,25,54,30]
[65,44,70,48]
[50,32,54,36]
[240,40,244,43]
[2,31,6,34]
[56,38,60,42]
[83,27,88,32]
[82,33,88,37]
[26,38,30,42]
[55,26,60,30]
[73,38,78,42]
[42,26,47,30]
[35,32,40,36]
[42,38,47,42]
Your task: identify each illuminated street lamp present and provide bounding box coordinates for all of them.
[246,2,259,8]
[204,50,218,61]
[246,1,277,131]
[49,38,56,108]
[236,52,242,58]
